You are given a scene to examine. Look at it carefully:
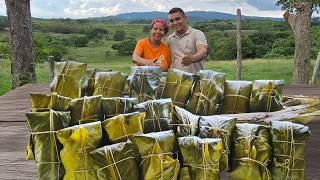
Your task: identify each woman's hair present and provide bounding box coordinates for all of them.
[150,18,169,34]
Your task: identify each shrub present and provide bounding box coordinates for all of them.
[112,39,136,56]
[113,30,126,41]
[70,35,89,47]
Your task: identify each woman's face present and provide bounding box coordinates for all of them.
[150,22,165,41]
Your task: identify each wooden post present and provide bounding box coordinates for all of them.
[48,55,54,81]
[310,52,320,85]
[236,9,242,80]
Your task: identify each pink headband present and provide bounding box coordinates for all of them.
[151,18,169,34]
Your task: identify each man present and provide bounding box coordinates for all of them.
[167,7,208,74]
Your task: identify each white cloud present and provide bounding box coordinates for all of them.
[0,0,6,16]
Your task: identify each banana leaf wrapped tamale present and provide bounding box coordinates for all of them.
[132,130,180,180]
[69,95,103,125]
[93,71,128,97]
[162,68,194,108]
[30,93,71,112]
[250,80,284,112]
[187,70,225,116]
[50,61,87,99]
[271,121,310,180]
[26,110,71,180]
[129,66,162,102]
[178,136,222,180]
[57,121,102,180]
[155,72,167,99]
[172,106,200,137]
[230,123,272,180]
[102,112,145,143]
[134,99,173,133]
[81,68,111,97]
[89,140,140,180]
[221,80,252,114]
[199,116,236,171]
[102,97,138,119]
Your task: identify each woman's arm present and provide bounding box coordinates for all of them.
[132,53,156,66]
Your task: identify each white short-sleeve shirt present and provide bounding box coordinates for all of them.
[167,26,207,74]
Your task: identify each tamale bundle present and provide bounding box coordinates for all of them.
[129,66,162,102]
[230,123,271,180]
[69,95,103,125]
[101,97,138,119]
[187,70,225,115]
[134,98,173,133]
[26,110,71,180]
[93,71,128,97]
[250,80,284,112]
[172,106,199,137]
[57,121,102,180]
[220,80,252,114]
[199,116,236,171]
[50,61,87,99]
[89,140,140,180]
[81,68,111,97]
[178,136,222,180]
[102,112,145,143]
[30,93,71,112]
[162,68,194,108]
[132,130,180,180]
[271,121,310,180]
[155,72,167,99]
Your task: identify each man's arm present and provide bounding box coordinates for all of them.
[181,44,207,66]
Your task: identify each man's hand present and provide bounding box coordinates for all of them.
[181,54,194,66]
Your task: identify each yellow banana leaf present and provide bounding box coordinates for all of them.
[89,140,140,180]
[172,106,200,137]
[102,112,145,143]
[26,110,71,180]
[134,98,173,133]
[93,71,128,97]
[133,130,180,180]
[30,93,71,112]
[162,68,194,108]
[250,80,284,112]
[101,97,138,119]
[230,123,271,180]
[187,70,225,115]
[199,116,236,171]
[271,121,310,180]
[56,122,102,180]
[178,136,222,180]
[81,68,111,97]
[69,95,103,125]
[221,80,252,114]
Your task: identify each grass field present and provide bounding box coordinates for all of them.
[1,57,319,96]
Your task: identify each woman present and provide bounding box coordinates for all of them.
[132,19,171,71]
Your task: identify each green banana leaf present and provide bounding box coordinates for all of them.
[81,68,111,97]
[178,136,222,180]
[172,106,200,137]
[198,116,236,171]
[134,98,173,133]
[26,110,71,180]
[50,61,87,99]
[250,80,284,112]
[162,68,194,108]
[187,70,225,115]
[56,121,102,180]
[155,72,167,99]
[221,80,252,114]
[69,95,103,125]
[132,130,180,180]
[129,66,162,102]
[93,71,128,97]
[271,121,310,180]
[230,123,272,180]
[101,97,138,119]
[30,93,71,112]
[102,112,145,143]
[89,140,140,180]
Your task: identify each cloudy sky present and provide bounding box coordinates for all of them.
[0,0,287,19]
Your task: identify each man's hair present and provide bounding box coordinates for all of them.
[168,7,185,17]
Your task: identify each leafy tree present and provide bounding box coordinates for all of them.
[112,39,136,56]
[113,30,126,41]
[85,27,109,40]
[143,25,150,34]
[70,35,89,47]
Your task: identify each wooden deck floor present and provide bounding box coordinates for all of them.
[0,84,319,179]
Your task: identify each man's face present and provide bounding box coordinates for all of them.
[169,12,187,34]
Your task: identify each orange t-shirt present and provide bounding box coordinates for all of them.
[133,38,171,71]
